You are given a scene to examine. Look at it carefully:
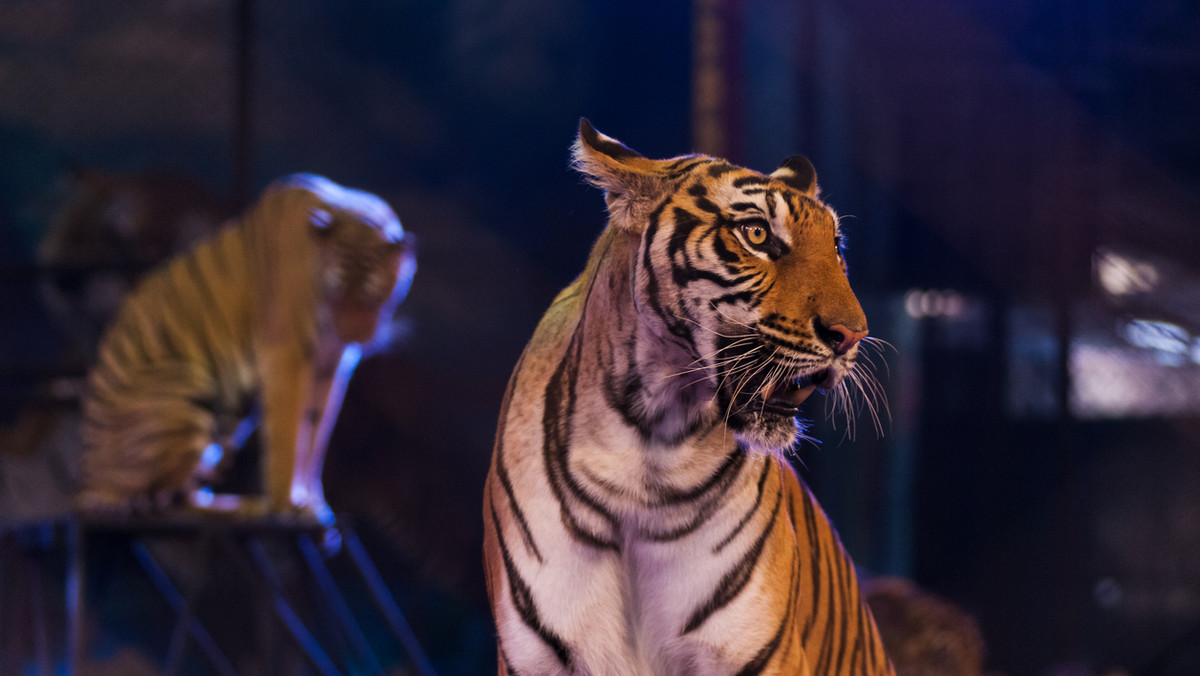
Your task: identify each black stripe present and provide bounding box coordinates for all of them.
[640,448,748,542]
[733,176,769,188]
[646,206,697,343]
[675,266,755,289]
[580,119,643,161]
[851,604,867,675]
[713,459,772,552]
[682,478,784,634]
[692,196,722,214]
[184,249,237,344]
[800,486,821,644]
[495,351,543,563]
[542,330,620,551]
[490,498,573,667]
[831,547,854,674]
[159,267,220,371]
[711,289,761,308]
[541,248,621,551]
[706,162,736,178]
[711,230,742,264]
[499,645,519,676]
[667,157,709,177]
[652,446,745,505]
[124,421,208,458]
[735,540,800,676]
[123,310,157,365]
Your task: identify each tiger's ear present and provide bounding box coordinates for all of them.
[572,118,671,233]
[770,155,819,197]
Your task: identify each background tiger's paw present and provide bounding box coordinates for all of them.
[185,492,270,521]
[302,501,335,527]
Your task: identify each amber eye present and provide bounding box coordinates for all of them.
[741,223,768,246]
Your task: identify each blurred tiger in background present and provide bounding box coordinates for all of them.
[77,174,416,523]
[1,169,229,521]
[864,577,987,676]
[38,168,230,364]
[484,120,892,675]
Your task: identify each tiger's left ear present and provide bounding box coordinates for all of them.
[572,118,673,234]
[770,155,819,197]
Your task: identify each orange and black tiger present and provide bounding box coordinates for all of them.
[78,174,416,523]
[483,120,893,675]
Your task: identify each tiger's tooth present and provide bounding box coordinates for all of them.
[761,382,776,401]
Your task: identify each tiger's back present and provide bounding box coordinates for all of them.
[484,121,893,675]
[80,225,256,505]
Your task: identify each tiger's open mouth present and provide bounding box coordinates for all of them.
[756,368,833,414]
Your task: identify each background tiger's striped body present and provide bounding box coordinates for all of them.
[484,121,893,675]
[79,174,416,521]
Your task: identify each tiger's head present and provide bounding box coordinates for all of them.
[280,174,417,347]
[573,120,875,454]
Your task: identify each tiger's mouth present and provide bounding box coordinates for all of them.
[755,368,833,414]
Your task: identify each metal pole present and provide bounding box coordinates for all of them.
[342,528,437,676]
[297,534,385,675]
[233,0,255,208]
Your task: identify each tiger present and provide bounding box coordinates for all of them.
[864,577,986,676]
[37,168,230,363]
[483,120,893,675]
[77,174,416,524]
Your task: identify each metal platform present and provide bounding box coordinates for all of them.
[1,511,436,676]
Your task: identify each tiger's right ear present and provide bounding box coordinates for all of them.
[770,155,819,197]
[571,119,672,234]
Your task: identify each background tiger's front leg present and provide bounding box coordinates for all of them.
[259,343,316,516]
[299,344,362,526]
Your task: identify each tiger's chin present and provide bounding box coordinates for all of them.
[731,409,807,456]
[724,366,831,454]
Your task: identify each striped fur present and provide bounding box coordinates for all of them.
[78,174,416,522]
[483,121,893,675]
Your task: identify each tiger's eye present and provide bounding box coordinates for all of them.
[742,224,768,246]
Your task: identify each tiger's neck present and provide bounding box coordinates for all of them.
[576,229,722,448]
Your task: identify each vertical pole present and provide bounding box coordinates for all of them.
[692,0,744,161]
[30,545,49,676]
[65,519,83,676]
[342,529,437,676]
[233,0,255,208]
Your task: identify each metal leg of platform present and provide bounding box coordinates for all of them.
[342,528,437,676]
[30,545,51,676]
[243,536,343,676]
[65,519,82,676]
[297,533,386,675]
[129,539,239,676]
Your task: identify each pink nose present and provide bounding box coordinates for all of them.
[820,323,868,355]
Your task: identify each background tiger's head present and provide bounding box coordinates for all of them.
[281,175,418,347]
[573,120,878,454]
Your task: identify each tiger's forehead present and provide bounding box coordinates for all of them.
[692,166,839,246]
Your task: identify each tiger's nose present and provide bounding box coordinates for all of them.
[816,321,868,355]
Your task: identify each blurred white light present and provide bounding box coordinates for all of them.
[1122,319,1188,355]
[904,289,967,319]
[1094,249,1158,296]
